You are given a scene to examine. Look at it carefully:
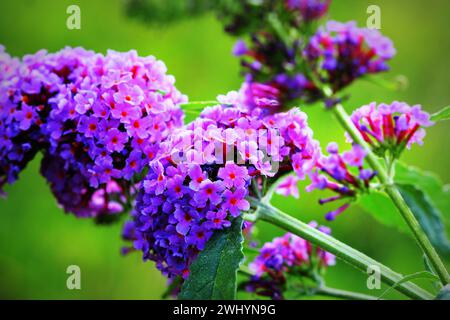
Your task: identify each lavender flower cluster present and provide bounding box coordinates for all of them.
[0,46,186,218]
[245,223,335,299]
[350,101,434,158]
[123,91,321,279]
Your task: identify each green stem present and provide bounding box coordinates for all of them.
[332,103,450,285]
[315,286,378,300]
[250,199,433,300]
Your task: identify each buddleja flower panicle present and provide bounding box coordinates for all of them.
[233,19,396,112]
[350,101,434,159]
[123,90,321,282]
[305,21,396,96]
[0,46,186,218]
[244,223,335,300]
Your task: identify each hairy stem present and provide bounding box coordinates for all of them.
[332,103,450,285]
[250,198,433,300]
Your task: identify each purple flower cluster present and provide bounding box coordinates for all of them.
[40,153,125,219]
[128,159,250,279]
[123,93,320,280]
[233,20,396,111]
[245,224,335,299]
[350,102,434,158]
[307,143,377,221]
[0,47,186,217]
[305,21,396,94]
[0,46,46,194]
[286,0,331,22]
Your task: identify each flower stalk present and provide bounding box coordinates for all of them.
[332,103,450,285]
[249,198,433,300]
[315,286,378,300]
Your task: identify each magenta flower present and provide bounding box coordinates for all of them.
[105,128,128,152]
[194,179,225,206]
[186,225,213,251]
[113,84,145,106]
[74,90,97,114]
[218,162,249,189]
[174,207,197,235]
[223,188,250,217]
[204,210,232,230]
[125,117,152,139]
[188,165,207,191]
[15,103,37,130]
[110,102,142,124]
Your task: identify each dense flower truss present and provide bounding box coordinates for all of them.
[305,21,396,95]
[285,0,331,22]
[123,93,321,280]
[0,47,186,217]
[307,142,377,221]
[350,102,434,158]
[0,46,46,194]
[244,224,335,299]
[40,48,186,217]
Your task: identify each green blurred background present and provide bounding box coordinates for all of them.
[0,0,449,299]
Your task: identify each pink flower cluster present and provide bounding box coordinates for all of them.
[350,102,434,158]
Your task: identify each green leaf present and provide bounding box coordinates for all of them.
[431,106,450,122]
[358,162,450,245]
[395,162,450,223]
[397,184,450,258]
[435,284,450,300]
[178,217,244,300]
[358,191,408,233]
[378,271,439,300]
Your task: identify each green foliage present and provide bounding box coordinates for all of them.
[358,162,450,259]
[395,162,450,222]
[378,271,439,300]
[358,191,408,232]
[431,106,450,122]
[179,217,244,300]
[398,184,450,258]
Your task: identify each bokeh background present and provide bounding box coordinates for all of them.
[0,0,449,299]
